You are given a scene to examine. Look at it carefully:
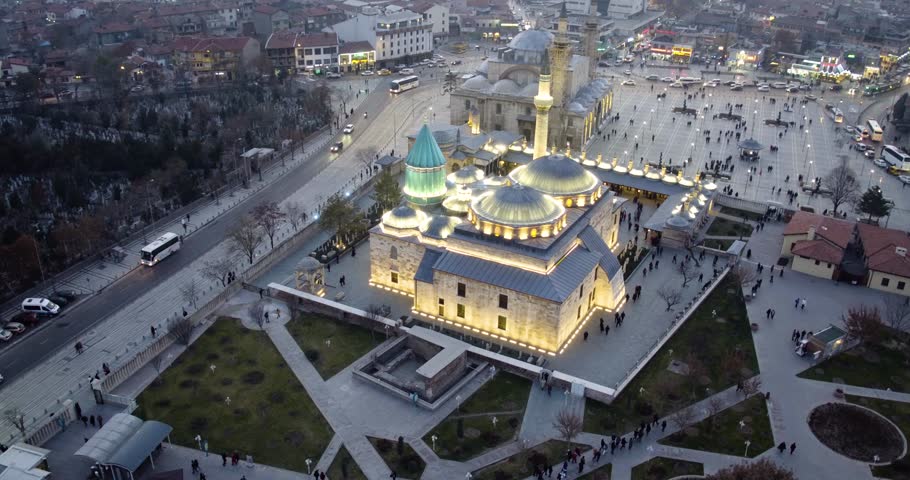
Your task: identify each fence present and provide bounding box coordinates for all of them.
[611,265,732,399]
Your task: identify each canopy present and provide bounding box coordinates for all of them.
[737,138,764,151]
[75,413,172,473]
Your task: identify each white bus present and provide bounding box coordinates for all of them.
[390,76,419,94]
[882,145,910,172]
[679,77,702,85]
[867,119,884,142]
[140,232,181,266]
[833,108,844,123]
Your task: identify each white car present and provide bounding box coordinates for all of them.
[342,124,354,134]
[4,322,24,334]
[400,68,414,75]
[669,81,684,88]
[805,94,817,101]
[661,76,674,82]
[757,85,770,92]
[326,72,342,79]
[703,81,718,87]
[899,175,910,185]
[0,330,11,342]
[621,79,636,86]
[646,74,659,81]
[623,70,632,75]
[874,158,887,167]
[865,150,875,159]
[844,126,856,134]
[360,70,374,76]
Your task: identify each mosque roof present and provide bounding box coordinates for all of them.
[508,30,553,52]
[450,165,485,185]
[420,215,463,239]
[568,78,612,114]
[382,205,428,230]
[510,154,600,197]
[406,124,447,169]
[471,185,565,227]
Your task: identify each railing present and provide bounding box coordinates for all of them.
[612,265,732,399]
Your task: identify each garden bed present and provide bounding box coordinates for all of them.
[809,402,904,463]
[848,394,910,479]
[472,440,589,480]
[368,437,425,478]
[286,313,379,380]
[327,446,367,480]
[797,331,910,392]
[706,217,753,237]
[631,457,703,480]
[660,394,774,457]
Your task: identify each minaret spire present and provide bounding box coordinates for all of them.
[533,50,554,160]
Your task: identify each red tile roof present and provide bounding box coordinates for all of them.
[857,223,910,278]
[784,211,854,249]
[791,239,845,265]
[173,36,255,53]
[340,40,374,54]
[253,4,282,15]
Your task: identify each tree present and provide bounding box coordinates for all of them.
[168,317,193,345]
[823,158,859,216]
[706,396,726,432]
[552,408,583,447]
[678,261,698,288]
[772,30,797,54]
[857,186,894,222]
[318,194,365,247]
[180,279,200,310]
[372,170,402,212]
[252,201,286,248]
[284,202,304,231]
[356,147,378,174]
[201,257,234,287]
[842,304,884,345]
[5,409,26,438]
[730,262,759,287]
[657,286,683,311]
[13,72,40,101]
[671,406,696,432]
[229,215,263,264]
[741,377,763,397]
[883,296,910,335]
[706,458,795,480]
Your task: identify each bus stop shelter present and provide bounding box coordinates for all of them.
[75,413,172,480]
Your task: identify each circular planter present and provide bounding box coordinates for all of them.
[808,402,907,464]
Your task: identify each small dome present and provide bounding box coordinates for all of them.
[667,214,691,229]
[492,79,520,95]
[297,256,322,271]
[484,176,511,186]
[462,75,492,92]
[472,185,564,227]
[382,205,427,230]
[510,154,601,198]
[449,165,485,185]
[419,215,463,239]
[520,82,539,97]
[508,30,553,52]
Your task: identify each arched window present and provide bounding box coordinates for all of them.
[390,246,398,260]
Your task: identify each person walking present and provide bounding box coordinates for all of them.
[390,471,397,479]
[778,442,786,453]
[661,420,667,432]
[790,442,796,454]
[604,326,610,336]
[222,453,228,466]
[97,415,103,427]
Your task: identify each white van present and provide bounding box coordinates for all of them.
[22,298,60,316]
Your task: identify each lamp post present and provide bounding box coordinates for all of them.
[31,230,46,287]
[142,178,155,243]
[869,168,875,188]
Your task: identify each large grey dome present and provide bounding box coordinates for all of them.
[462,75,492,92]
[509,154,601,198]
[492,79,520,95]
[472,185,564,227]
[508,30,553,52]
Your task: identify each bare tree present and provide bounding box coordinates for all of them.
[552,408,583,447]
[168,317,193,346]
[284,202,303,231]
[150,354,164,384]
[678,261,698,288]
[201,257,234,287]
[657,286,683,311]
[706,396,725,432]
[823,156,860,216]
[5,409,26,438]
[179,279,200,310]
[229,215,263,265]
[842,304,884,345]
[252,201,287,249]
[741,377,763,397]
[249,302,266,329]
[671,406,696,432]
[730,262,759,287]
[706,458,795,480]
[883,296,910,335]
[355,146,379,174]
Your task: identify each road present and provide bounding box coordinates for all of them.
[0,76,396,383]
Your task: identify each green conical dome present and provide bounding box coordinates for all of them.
[406,124,447,169]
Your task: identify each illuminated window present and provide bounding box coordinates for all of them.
[577,306,581,319]
[499,294,508,309]
[497,315,507,330]
[438,298,445,316]
[457,282,466,297]
[457,304,465,318]
[390,272,399,284]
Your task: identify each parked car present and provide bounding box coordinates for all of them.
[899,175,910,185]
[56,290,78,302]
[4,323,24,334]
[598,61,610,67]
[450,60,462,66]
[47,294,69,308]
[623,70,632,75]
[844,126,857,134]
[377,69,392,76]
[0,330,11,342]
[669,81,684,88]
[621,79,636,86]
[854,135,864,142]
[660,76,674,82]
[874,158,887,167]
[805,94,817,101]
[730,84,743,91]
[757,85,770,92]
[786,86,800,93]
[330,141,343,153]
[21,298,59,316]
[830,84,843,91]
[865,150,876,159]
[10,312,38,326]
[360,70,374,76]
[342,124,354,134]
[326,72,342,79]
[645,74,659,81]
[400,68,414,75]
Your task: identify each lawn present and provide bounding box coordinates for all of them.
[472,440,590,480]
[423,372,532,461]
[660,394,774,457]
[719,206,765,222]
[700,238,735,251]
[584,275,759,435]
[327,446,367,480]
[847,394,910,479]
[135,317,333,472]
[706,217,754,237]
[368,437,425,478]
[797,331,910,393]
[631,457,704,480]
[578,463,612,479]
[286,313,379,380]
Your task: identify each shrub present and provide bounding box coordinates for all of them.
[376,438,392,453]
[508,417,520,429]
[305,349,320,362]
[457,418,464,439]
[634,400,654,416]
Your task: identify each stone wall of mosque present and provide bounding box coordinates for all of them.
[369,232,426,295]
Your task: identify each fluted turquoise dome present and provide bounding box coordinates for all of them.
[406,124,447,168]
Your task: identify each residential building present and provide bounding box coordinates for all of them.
[173,36,260,81]
[0,58,30,88]
[295,6,347,34]
[295,32,338,74]
[94,23,136,46]
[412,2,450,40]
[857,224,910,297]
[252,5,289,37]
[607,0,646,19]
[264,31,298,75]
[781,211,854,280]
[328,7,433,67]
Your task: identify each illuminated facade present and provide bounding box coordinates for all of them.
[403,125,448,207]
[370,123,626,356]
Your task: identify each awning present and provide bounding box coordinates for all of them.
[75,413,172,473]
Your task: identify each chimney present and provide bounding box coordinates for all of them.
[807,226,816,240]
[897,246,907,257]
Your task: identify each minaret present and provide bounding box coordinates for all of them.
[533,51,554,160]
[583,5,600,82]
[549,2,572,147]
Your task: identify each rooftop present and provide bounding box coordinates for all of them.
[784,211,855,249]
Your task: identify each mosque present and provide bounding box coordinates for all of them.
[369,6,719,356]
